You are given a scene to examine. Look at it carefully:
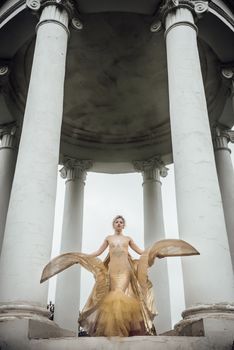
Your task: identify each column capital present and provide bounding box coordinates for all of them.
[134,157,168,182]
[222,68,234,81]
[213,126,234,153]
[161,0,195,20]
[222,67,234,95]
[27,0,74,17]
[0,123,17,150]
[41,0,74,17]
[31,0,76,37]
[0,65,9,77]
[26,0,83,31]
[0,61,11,87]
[154,0,208,34]
[161,0,208,21]
[60,158,93,182]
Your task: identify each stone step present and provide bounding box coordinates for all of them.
[29,336,211,350]
[1,318,234,350]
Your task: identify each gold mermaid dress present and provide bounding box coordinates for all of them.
[40,239,199,337]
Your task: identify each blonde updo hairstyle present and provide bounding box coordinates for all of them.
[112,215,126,228]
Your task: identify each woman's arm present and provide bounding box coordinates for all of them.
[88,238,109,257]
[129,238,144,255]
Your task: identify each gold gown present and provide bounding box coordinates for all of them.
[41,239,199,337]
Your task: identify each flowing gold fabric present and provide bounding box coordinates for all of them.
[78,254,156,336]
[40,239,199,337]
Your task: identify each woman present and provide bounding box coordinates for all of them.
[82,215,150,336]
[88,215,143,293]
[41,216,199,337]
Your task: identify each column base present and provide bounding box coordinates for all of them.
[174,303,234,337]
[0,302,51,322]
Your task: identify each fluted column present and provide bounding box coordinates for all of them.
[0,1,72,320]
[163,0,234,307]
[214,127,234,270]
[135,157,171,333]
[0,124,17,255]
[135,157,168,246]
[54,159,92,333]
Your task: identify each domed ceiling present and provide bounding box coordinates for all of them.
[0,1,233,168]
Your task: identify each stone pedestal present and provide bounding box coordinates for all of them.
[164,2,234,306]
[174,304,234,339]
[0,318,75,350]
[0,124,17,255]
[0,2,71,317]
[1,320,234,350]
[214,127,234,270]
[54,159,92,333]
[135,157,171,334]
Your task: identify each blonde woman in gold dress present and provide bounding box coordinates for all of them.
[41,215,199,337]
[85,215,146,336]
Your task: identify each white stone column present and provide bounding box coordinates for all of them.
[135,157,172,334]
[164,0,234,307]
[0,124,17,255]
[0,1,72,320]
[54,159,92,333]
[214,127,234,270]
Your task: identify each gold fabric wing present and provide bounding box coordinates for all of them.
[137,239,199,304]
[40,253,109,308]
[148,238,200,266]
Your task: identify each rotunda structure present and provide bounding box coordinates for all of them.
[0,0,234,348]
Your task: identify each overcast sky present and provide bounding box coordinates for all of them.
[49,142,234,327]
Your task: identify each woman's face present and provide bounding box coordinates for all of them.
[113,218,125,231]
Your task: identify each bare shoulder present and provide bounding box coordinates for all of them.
[125,235,132,242]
